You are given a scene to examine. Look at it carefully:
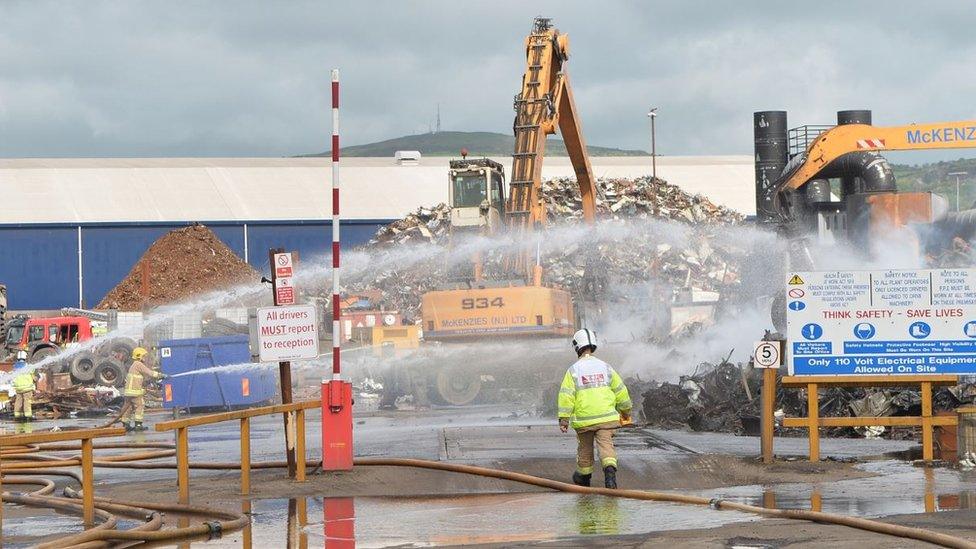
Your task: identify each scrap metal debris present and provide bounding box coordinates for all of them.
[346,176,744,321]
[635,357,976,438]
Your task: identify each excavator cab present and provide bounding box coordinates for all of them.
[448,158,506,234]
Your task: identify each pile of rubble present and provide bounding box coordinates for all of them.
[635,358,976,438]
[2,385,123,420]
[543,176,742,224]
[351,176,744,320]
[636,357,762,433]
[98,225,259,311]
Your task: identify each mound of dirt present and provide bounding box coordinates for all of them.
[97,225,259,311]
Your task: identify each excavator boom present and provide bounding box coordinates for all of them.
[508,17,598,254]
[777,120,976,196]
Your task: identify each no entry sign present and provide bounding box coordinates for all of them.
[257,304,319,362]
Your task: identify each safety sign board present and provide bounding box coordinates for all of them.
[257,304,319,362]
[786,269,976,375]
[275,277,295,306]
[753,341,781,368]
[273,252,296,305]
[274,252,294,278]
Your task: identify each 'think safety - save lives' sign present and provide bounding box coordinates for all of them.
[786,269,976,375]
[256,304,319,362]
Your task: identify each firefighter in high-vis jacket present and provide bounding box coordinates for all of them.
[12,350,38,422]
[557,329,632,489]
[121,347,166,432]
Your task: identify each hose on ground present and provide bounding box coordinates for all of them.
[3,440,976,548]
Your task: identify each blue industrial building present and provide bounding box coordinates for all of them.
[0,157,447,310]
[0,155,754,309]
[0,219,387,309]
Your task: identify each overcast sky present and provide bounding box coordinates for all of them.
[3,1,976,158]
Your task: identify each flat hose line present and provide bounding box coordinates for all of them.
[3,446,976,548]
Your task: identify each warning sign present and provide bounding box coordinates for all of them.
[786,268,976,376]
[275,277,295,305]
[274,252,294,278]
[257,304,319,362]
[788,274,805,285]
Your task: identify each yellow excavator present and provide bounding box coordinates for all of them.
[416,17,598,405]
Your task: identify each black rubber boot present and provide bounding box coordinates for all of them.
[572,471,592,487]
[134,422,148,432]
[603,466,617,489]
[24,416,34,422]
[124,422,134,432]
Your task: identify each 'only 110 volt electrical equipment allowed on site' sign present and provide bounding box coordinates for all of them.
[786,269,976,375]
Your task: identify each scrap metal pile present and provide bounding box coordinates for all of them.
[636,358,976,438]
[1,384,133,420]
[98,224,260,311]
[351,176,744,320]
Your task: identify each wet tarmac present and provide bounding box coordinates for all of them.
[1,405,969,547]
[191,494,758,548]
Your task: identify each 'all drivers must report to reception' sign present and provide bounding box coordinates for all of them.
[786,268,976,375]
[257,304,319,362]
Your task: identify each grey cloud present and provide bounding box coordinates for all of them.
[2,1,976,157]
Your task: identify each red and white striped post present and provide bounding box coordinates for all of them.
[322,68,354,471]
[331,68,341,379]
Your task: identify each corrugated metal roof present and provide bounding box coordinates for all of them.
[0,155,755,223]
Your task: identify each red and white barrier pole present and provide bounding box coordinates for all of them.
[322,68,353,471]
[331,68,341,380]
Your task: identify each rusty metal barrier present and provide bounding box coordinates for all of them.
[780,375,959,462]
[0,426,126,529]
[155,400,319,503]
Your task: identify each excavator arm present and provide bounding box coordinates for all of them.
[777,120,976,197]
[507,17,598,282]
[507,17,597,229]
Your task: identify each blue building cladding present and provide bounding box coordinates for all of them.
[80,224,246,307]
[0,226,78,309]
[0,220,386,310]
[244,222,380,268]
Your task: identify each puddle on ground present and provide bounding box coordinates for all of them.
[6,460,976,547]
[196,493,758,547]
[695,460,976,517]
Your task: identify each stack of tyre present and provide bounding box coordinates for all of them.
[60,338,137,388]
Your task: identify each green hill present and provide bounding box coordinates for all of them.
[892,158,976,209]
[303,131,646,157]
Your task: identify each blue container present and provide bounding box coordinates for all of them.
[159,335,278,411]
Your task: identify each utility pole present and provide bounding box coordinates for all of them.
[950,171,967,211]
[647,107,658,179]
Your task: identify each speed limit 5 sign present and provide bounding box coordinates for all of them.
[753,341,782,368]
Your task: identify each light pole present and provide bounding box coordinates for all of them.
[950,171,967,211]
[647,108,658,179]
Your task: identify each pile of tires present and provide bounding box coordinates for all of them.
[87,337,136,387]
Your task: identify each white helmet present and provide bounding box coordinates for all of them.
[16,350,27,361]
[572,328,598,356]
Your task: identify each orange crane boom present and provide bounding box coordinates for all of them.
[777,120,976,199]
[507,17,598,283]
